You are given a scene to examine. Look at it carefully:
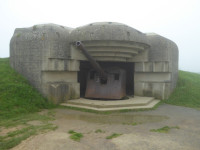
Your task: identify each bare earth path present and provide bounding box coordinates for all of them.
[12,104,200,150]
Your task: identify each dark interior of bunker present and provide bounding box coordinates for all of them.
[78,61,134,99]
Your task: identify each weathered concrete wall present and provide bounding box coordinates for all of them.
[10,25,44,92]
[134,33,179,99]
[147,33,179,92]
[70,22,148,43]
[10,24,80,103]
[70,22,150,62]
[134,62,172,99]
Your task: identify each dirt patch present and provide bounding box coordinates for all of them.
[0,125,25,136]
[12,104,200,150]
[27,120,44,126]
[12,132,71,150]
[112,133,193,150]
[58,113,169,125]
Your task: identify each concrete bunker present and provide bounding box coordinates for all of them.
[10,22,179,104]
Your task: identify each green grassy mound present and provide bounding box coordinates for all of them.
[166,70,200,108]
[0,58,54,119]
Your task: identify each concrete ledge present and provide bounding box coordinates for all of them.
[135,62,170,72]
[134,72,171,82]
[61,96,160,111]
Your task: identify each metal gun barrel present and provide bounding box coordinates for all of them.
[76,41,107,79]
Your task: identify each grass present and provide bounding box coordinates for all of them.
[106,133,122,139]
[68,130,83,142]
[68,130,76,134]
[0,111,57,150]
[95,129,105,133]
[0,58,57,149]
[165,70,200,109]
[0,58,55,118]
[0,111,55,127]
[150,126,180,133]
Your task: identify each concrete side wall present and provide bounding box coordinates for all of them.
[135,72,171,82]
[134,34,178,99]
[41,70,80,103]
[147,33,179,92]
[134,62,172,99]
[169,43,179,91]
[10,27,44,92]
[134,82,171,99]
[135,61,170,72]
[10,24,80,103]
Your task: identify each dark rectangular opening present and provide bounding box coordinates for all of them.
[114,73,120,80]
[78,61,134,97]
[90,71,95,79]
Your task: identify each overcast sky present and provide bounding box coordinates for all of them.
[0,0,199,72]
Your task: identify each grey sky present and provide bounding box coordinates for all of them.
[0,0,199,72]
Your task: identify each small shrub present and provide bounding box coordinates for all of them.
[95,129,105,133]
[106,133,122,139]
[70,133,83,141]
[150,126,180,133]
[68,130,76,134]
[68,130,83,142]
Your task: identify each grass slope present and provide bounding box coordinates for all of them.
[0,58,54,119]
[166,70,200,108]
[0,58,56,149]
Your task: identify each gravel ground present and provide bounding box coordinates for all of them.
[12,104,200,150]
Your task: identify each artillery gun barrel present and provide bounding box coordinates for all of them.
[76,41,107,80]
